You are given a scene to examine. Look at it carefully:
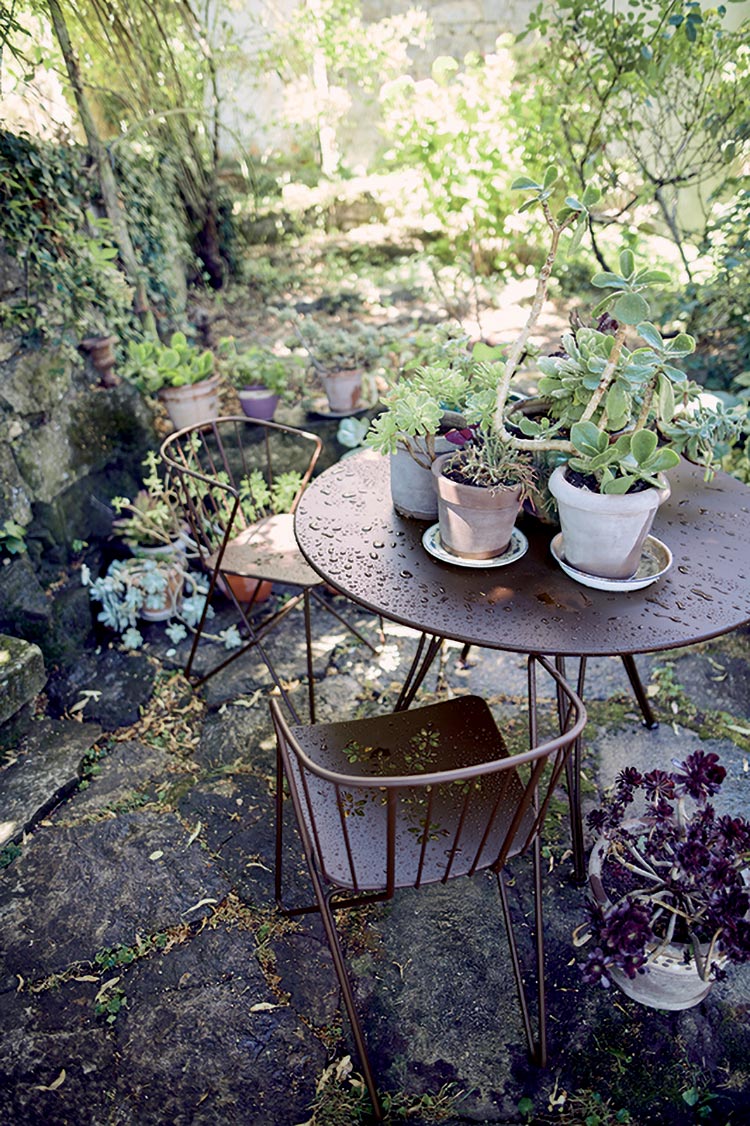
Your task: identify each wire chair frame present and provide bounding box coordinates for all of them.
[161,416,376,721]
[271,655,586,1120]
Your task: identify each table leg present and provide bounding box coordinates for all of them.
[395,633,444,711]
[620,654,659,729]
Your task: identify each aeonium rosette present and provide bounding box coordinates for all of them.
[577,750,750,987]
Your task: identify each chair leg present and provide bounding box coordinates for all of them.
[304,589,315,724]
[310,587,379,654]
[496,849,547,1067]
[554,656,587,884]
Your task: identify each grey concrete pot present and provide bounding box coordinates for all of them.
[548,465,669,579]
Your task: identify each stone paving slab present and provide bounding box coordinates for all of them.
[60,739,177,819]
[112,925,326,1126]
[46,648,157,730]
[0,811,231,982]
[0,718,101,847]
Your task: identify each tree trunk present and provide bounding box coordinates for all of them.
[46,0,154,329]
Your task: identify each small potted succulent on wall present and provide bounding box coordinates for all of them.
[577,750,750,1010]
[218,337,304,421]
[123,330,219,430]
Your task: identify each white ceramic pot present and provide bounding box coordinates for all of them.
[158,374,221,430]
[548,465,669,580]
[389,436,454,520]
[431,453,522,560]
[588,832,717,1011]
[321,370,362,414]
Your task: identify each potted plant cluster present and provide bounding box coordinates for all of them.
[218,337,304,421]
[576,750,750,1010]
[123,330,219,429]
[365,330,498,519]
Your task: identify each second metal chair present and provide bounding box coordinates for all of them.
[161,416,376,722]
[271,655,586,1120]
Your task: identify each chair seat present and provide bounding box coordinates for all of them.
[288,696,533,892]
[209,513,321,587]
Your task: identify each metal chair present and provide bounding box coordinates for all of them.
[160,416,376,722]
[271,655,586,1121]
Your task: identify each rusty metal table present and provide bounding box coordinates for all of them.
[294,451,750,873]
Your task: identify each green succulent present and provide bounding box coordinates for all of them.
[123,331,214,394]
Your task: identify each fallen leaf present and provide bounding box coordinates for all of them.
[185,821,202,849]
[149,850,164,861]
[182,897,218,915]
[34,1068,66,1092]
[249,1002,278,1012]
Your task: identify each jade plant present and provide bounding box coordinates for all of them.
[484,170,747,486]
[122,331,214,394]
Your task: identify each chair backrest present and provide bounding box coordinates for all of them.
[271,657,585,896]
[160,416,323,564]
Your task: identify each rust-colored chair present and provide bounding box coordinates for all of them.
[271,656,586,1120]
[161,416,376,721]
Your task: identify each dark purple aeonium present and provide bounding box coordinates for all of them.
[578,750,750,988]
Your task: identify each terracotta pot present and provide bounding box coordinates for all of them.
[431,453,523,560]
[588,831,718,1011]
[389,436,455,520]
[238,385,280,422]
[82,335,119,387]
[158,374,221,430]
[321,369,362,414]
[132,562,185,622]
[217,573,274,604]
[548,465,669,580]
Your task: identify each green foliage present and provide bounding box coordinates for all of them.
[378,38,525,262]
[122,331,214,394]
[111,452,184,550]
[517,0,749,270]
[568,422,680,492]
[0,519,28,557]
[217,337,304,398]
[442,430,537,498]
[0,842,23,869]
[0,131,133,342]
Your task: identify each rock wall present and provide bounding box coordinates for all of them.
[0,250,156,662]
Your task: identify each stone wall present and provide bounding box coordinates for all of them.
[0,251,156,663]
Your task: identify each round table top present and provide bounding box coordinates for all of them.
[294,452,750,657]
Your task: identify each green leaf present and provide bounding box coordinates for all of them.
[619,249,636,277]
[591,272,626,290]
[517,198,537,212]
[571,420,608,456]
[511,175,542,191]
[605,384,629,430]
[648,448,681,472]
[657,374,675,422]
[634,269,671,286]
[543,166,559,188]
[630,428,658,463]
[564,195,583,211]
[567,213,587,254]
[582,184,601,207]
[614,292,650,325]
[636,322,664,350]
